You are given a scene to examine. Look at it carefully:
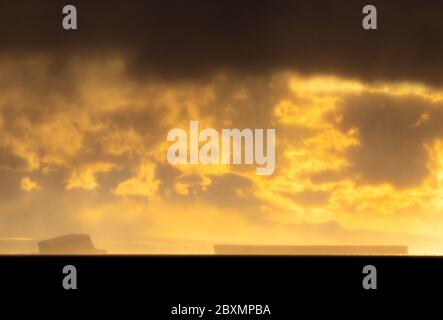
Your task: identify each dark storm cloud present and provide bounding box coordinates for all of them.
[0,148,27,170]
[201,173,260,209]
[157,170,263,209]
[0,0,442,84]
[0,170,22,200]
[338,93,443,188]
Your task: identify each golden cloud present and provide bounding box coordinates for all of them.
[1,57,443,253]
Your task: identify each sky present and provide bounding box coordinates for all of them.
[1,0,443,254]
